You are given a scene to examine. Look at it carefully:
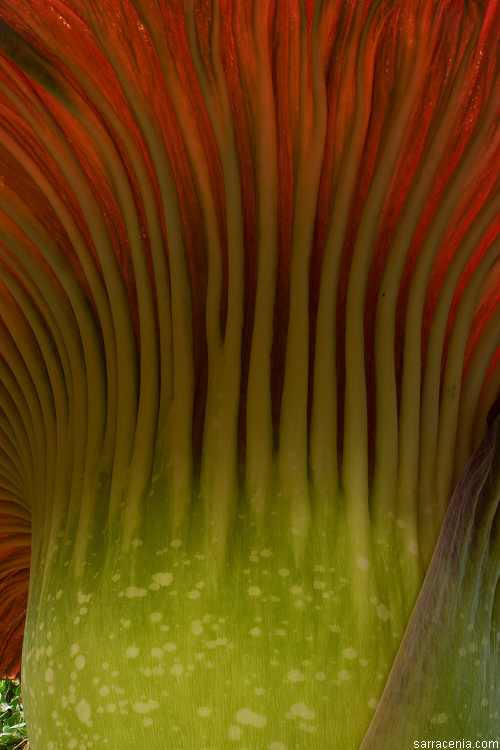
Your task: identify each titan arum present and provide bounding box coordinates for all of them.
[0,0,498,747]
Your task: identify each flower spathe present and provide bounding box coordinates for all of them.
[0,0,498,746]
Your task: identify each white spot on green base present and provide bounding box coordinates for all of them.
[228,725,241,740]
[197,706,212,717]
[376,603,391,621]
[132,700,159,714]
[75,699,91,724]
[124,587,148,598]
[286,669,305,683]
[151,572,173,587]
[285,703,316,721]
[343,648,358,660]
[408,539,419,556]
[235,708,267,728]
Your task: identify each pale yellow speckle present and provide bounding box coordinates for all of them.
[197,706,212,717]
[75,699,91,724]
[170,664,183,676]
[286,669,305,683]
[278,569,290,577]
[70,644,79,657]
[74,655,86,670]
[376,603,391,621]
[124,586,148,598]
[188,590,201,599]
[152,573,173,587]
[432,713,448,724]
[356,556,370,571]
[164,642,177,652]
[248,586,262,597]
[228,725,241,740]
[408,539,419,556]
[150,612,163,622]
[315,672,326,681]
[170,539,182,548]
[343,648,358,660]
[236,708,267,728]
[368,698,378,709]
[337,670,350,680]
[132,700,159,714]
[99,686,110,697]
[125,646,139,659]
[285,703,316,721]
[151,648,163,659]
[249,628,261,636]
[45,668,53,683]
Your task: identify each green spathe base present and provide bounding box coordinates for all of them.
[22,501,408,749]
[21,423,500,748]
